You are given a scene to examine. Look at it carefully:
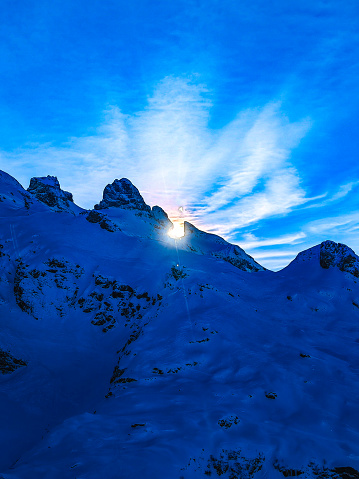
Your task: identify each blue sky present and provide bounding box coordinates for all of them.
[1,0,359,269]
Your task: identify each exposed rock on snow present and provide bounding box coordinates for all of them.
[83,210,120,232]
[204,449,264,478]
[183,221,265,272]
[319,240,359,277]
[92,179,173,236]
[94,178,151,214]
[0,349,27,374]
[333,466,359,478]
[13,258,84,320]
[288,240,359,278]
[27,176,75,212]
[273,462,359,478]
[217,415,240,429]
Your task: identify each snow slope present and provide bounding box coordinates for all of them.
[0,170,359,479]
[178,221,265,272]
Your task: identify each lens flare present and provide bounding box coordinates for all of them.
[168,221,184,239]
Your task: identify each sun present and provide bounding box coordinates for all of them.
[168,221,184,239]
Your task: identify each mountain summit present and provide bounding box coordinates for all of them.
[285,239,359,278]
[27,175,79,213]
[94,178,151,213]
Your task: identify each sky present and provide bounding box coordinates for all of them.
[0,0,359,270]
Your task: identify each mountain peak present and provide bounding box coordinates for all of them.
[30,175,60,189]
[0,170,36,211]
[184,221,227,244]
[94,178,151,213]
[0,170,25,190]
[286,239,359,277]
[27,176,74,211]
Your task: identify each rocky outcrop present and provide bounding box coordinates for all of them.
[289,240,359,278]
[319,240,359,277]
[333,466,359,478]
[27,176,74,211]
[204,449,264,478]
[94,178,151,214]
[13,258,84,320]
[0,349,27,374]
[83,210,120,232]
[93,179,174,234]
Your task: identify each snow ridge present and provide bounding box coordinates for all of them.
[182,221,265,272]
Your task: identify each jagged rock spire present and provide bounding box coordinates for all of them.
[94,178,151,214]
[27,176,74,211]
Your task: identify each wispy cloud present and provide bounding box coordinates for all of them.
[239,232,306,250]
[0,76,312,240]
[301,181,359,210]
[306,212,359,236]
[331,181,359,201]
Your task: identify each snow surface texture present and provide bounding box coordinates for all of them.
[0,169,359,478]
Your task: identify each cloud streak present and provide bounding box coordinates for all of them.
[239,232,306,250]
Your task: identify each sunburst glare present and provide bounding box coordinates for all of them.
[168,220,184,239]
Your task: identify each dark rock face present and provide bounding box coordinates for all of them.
[27,176,74,211]
[14,263,34,315]
[0,349,27,374]
[217,415,240,429]
[205,449,264,478]
[13,258,84,320]
[265,391,277,399]
[272,463,359,478]
[94,178,151,213]
[93,179,174,233]
[319,240,359,277]
[333,466,359,478]
[84,210,119,232]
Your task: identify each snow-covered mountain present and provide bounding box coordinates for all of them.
[1,170,359,479]
[179,221,265,272]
